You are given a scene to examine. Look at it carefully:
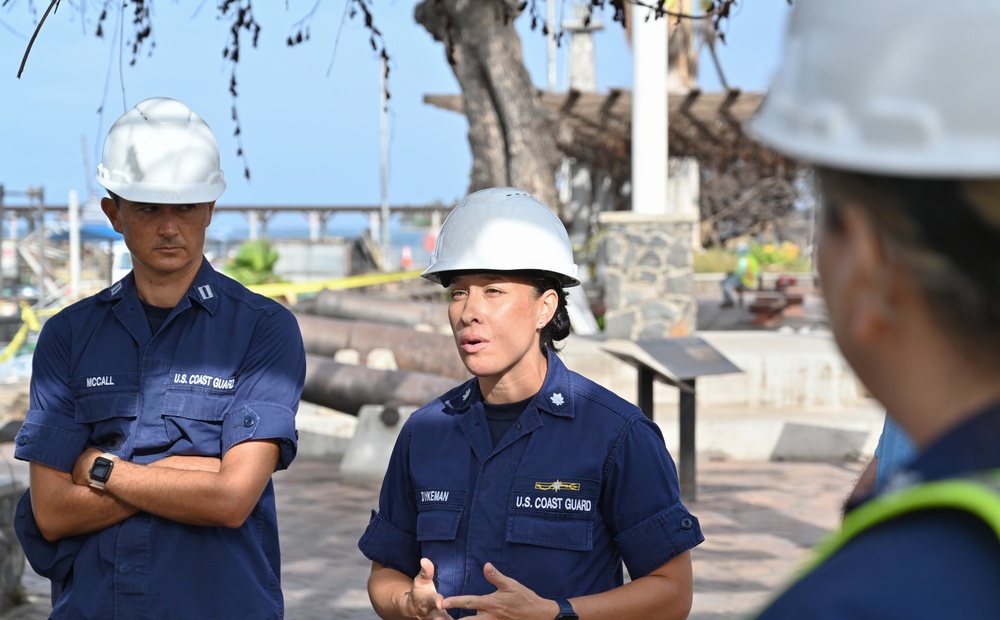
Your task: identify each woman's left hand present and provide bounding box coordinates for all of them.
[441,562,560,620]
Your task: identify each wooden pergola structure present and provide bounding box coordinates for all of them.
[425,87,766,159]
[424,87,791,214]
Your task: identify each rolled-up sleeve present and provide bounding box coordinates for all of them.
[16,314,86,472]
[223,401,298,469]
[14,411,90,473]
[605,417,704,577]
[615,503,702,577]
[358,421,421,575]
[226,307,305,470]
[358,510,421,576]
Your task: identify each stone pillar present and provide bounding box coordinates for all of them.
[598,211,697,339]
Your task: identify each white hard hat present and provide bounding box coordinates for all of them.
[421,187,580,287]
[96,97,227,204]
[749,1,1000,178]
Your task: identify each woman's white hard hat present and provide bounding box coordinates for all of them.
[749,0,1000,178]
[96,97,227,204]
[421,187,580,287]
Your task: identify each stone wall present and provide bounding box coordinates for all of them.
[597,211,698,340]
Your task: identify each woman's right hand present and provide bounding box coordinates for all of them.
[402,558,449,619]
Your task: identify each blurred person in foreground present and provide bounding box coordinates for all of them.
[750,1,1000,617]
[13,97,306,618]
[358,187,703,620]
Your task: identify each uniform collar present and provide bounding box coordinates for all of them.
[184,259,222,314]
[906,401,1000,483]
[100,257,221,315]
[443,352,575,419]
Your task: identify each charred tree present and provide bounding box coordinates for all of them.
[415,0,563,213]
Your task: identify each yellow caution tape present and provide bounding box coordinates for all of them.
[247,270,424,302]
[0,270,421,363]
[21,301,40,331]
[0,323,30,363]
[0,302,60,363]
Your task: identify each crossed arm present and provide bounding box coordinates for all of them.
[30,439,279,541]
[367,551,693,620]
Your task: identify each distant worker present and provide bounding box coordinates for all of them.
[359,187,703,620]
[13,97,306,618]
[750,1,1000,617]
[720,242,759,308]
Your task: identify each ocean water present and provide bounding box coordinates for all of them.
[211,211,436,271]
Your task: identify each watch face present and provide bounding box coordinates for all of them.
[91,458,114,482]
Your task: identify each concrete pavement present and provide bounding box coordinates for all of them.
[2,455,864,619]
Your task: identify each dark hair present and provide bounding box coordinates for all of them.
[527,275,571,354]
[818,167,1000,366]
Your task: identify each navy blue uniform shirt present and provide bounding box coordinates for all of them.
[359,354,703,617]
[758,402,1000,619]
[13,259,306,620]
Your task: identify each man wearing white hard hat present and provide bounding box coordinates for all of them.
[750,1,1000,617]
[12,97,306,618]
[359,188,702,620]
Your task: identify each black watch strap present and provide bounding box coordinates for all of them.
[553,597,578,620]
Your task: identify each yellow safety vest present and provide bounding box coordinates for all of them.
[739,255,760,289]
[754,472,1000,617]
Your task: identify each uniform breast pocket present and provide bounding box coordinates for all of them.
[414,489,466,596]
[506,512,594,551]
[415,488,466,541]
[71,372,140,451]
[505,475,599,563]
[416,507,463,542]
[161,389,235,455]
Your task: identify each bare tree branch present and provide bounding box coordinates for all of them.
[16,0,59,78]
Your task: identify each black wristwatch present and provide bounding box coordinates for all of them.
[89,453,119,491]
[553,597,578,620]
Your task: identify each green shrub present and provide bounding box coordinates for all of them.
[693,248,737,273]
[695,242,812,273]
[224,240,283,285]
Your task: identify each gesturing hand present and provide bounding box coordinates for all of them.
[403,558,450,620]
[442,562,560,620]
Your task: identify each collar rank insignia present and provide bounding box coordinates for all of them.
[549,392,565,406]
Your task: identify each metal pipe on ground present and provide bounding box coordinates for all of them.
[293,313,468,381]
[302,354,460,416]
[310,289,449,331]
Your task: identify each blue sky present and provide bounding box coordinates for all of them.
[1,1,789,216]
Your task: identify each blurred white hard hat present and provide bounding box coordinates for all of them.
[749,1,1000,178]
[96,97,227,204]
[421,187,580,287]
